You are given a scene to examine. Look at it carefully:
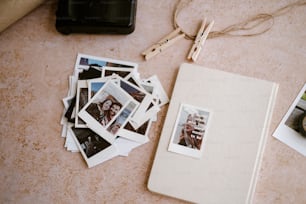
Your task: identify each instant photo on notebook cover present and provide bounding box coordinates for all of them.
[148,63,278,204]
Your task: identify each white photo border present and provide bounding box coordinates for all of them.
[118,77,155,124]
[74,53,138,77]
[144,75,169,107]
[78,81,139,144]
[168,103,212,158]
[273,83,306,156]
[118,119,152,143]
[87,77,110,99]
[68,126,118,168]
[102,66,134,79]
[75,80,89,128]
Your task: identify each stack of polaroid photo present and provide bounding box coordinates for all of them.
[60,54,169,168]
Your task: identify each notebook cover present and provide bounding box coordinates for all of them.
[148,63,278,204]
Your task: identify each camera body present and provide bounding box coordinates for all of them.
[56,0,137,35]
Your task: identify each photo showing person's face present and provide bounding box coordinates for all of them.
[110,104,121,116]
[184,121,194,133]
[110,124,120,134]
[102,100,112,111]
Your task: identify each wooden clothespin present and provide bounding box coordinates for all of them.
[187,18,214,62]
[142,28,185,60]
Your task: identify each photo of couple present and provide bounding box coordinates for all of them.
[86,96,122,128]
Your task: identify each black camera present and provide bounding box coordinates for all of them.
[56,0,137,35]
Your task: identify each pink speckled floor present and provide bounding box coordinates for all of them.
[0,0,306,203]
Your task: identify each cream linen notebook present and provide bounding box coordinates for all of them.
[148,63,278,204]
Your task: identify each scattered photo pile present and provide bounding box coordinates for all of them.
[61,54,169,168]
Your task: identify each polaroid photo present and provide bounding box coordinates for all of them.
[168,103,212,159]
[78,80,139,144]
[74,53,138,78]
[118,119,152,143]
[118,77,154,121]
[87,77,109,99]
[273,83,306,156]
[130,100,160,129]
[75,80,89,128]
[143,75,169,107]
[102,66,133,79]
[122,75,161,128]
[140,81,159,107]
[69,127,118,168]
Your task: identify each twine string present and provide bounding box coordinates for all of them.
[173,0,306,40]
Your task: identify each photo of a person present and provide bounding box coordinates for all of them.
[168,104,211,158]
[86,98,113,123]
[100,102,122,126]
[108,123,121,134]
[78,80,139,144]
[178,113,205,150]
[106,101,137,135]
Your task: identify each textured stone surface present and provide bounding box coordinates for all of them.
[0,0,305,203]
